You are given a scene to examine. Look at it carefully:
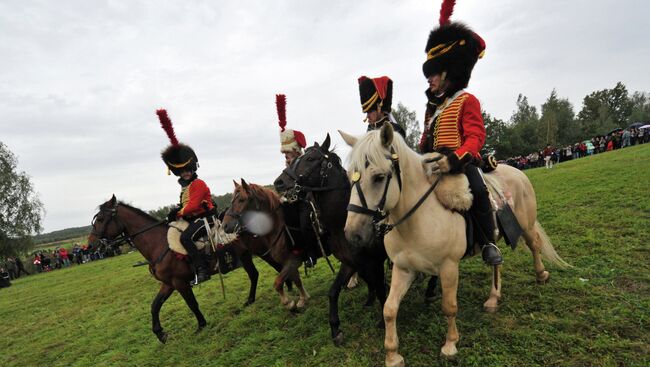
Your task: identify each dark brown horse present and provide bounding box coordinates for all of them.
[273,134,389,346]
[88,195,290,343]
[222,180,310,310]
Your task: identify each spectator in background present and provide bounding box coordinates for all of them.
[0,266,11,288]
[6,257,17,280]
[529,151,539,167]
[543,144,554,169]
[59,247,70,267]
[72,244,82,265]
[14,256,29,277]
[622,129,631,147]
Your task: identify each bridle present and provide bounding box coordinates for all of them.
[347,147,441,236]
[91,205,165,249]
[280,146,349,202]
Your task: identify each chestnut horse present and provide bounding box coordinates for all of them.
[340,125,570,366]
[88,195,291,343]
[222,180,310,310]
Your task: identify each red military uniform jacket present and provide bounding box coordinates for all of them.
[177,178,214,219]
[419,91,485,162]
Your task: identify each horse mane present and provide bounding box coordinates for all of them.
[116,201,159,222]
[310,145,343,167]
[242,183,281,212]
[348,130,415,174]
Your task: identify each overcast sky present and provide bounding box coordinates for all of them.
[2,0,649,233]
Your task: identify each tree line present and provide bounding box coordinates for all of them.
[393,82,650,160]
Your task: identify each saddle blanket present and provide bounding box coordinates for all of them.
[167,218,237,255]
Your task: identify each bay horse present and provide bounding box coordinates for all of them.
[273,134,390,346]
[222,180,310,310]
[340,124,570,366]
[88,195,291,343]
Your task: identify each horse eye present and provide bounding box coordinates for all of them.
[373,174,385,183]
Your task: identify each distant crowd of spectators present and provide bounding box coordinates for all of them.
[1,242,124,287]
[503,127,648,170]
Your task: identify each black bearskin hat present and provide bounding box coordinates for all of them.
[161,143,198,176]
[358,76,393,113]
[156,109,199,176]
[422,1,485,94]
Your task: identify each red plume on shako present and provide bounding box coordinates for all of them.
[156,109,198,176]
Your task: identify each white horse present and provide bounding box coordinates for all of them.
[339,124,569,366]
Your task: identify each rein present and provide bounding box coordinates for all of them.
[347,148,441,236]
[92,207,166,248]
[91,206,168,271]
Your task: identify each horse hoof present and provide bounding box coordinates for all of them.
[483,305,499,313]
[332,331,344,347]
[536,271,550,284]
[385,354,405,367]
[440,344,458,359]
[286,300,296,311]
[156,331,168,344]
[195,323,206,334]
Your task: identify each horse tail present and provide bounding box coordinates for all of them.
[534,220,572,268]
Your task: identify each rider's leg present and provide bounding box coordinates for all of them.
[298,201,318,267]
[466,164,503,265]
[180,220,211,284]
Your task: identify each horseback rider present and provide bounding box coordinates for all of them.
[156,109,214,285]
[418,7,503,265]
[277,94,307,167]
[276,94,320,267]
[358,76,406,138]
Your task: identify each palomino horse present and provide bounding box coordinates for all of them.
[273,134,390,345]
[88,195,291,343]
[222,180,310,310]
[340,125,569,366]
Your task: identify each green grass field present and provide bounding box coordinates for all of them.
[1,145,648,367]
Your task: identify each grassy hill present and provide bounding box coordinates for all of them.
[33,226,92,245]
[1,144,648,367]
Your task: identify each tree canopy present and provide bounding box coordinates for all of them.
[392,102,422,151]
[0,142,44,257]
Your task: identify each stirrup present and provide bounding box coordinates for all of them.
[481,243,503,265]
[304,257,316,268]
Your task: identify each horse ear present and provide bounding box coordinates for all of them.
[241,178,250,192]
[233,179,240,188]
[380,122,394,148]
[109,194,117,207]
[322,133,331,151]
[338,130,358,147]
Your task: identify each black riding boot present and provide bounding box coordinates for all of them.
[474,209,503,265]
[183,241,211,286]
[304,245,318,268]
